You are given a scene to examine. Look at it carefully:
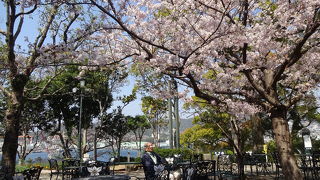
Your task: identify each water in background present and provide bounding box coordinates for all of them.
[0,149,139,163]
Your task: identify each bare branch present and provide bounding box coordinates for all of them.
[26,4,60,76]
[0,85,11,97]
[13,5,25,41]
[0,30,6,36]
[15,4,37,18]
[63,10,80,44]
[242,69,280,106]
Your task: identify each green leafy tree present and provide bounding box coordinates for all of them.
[127,115,151,154]
[180,124,222,152]
[141,96,167,147]
[100,107,132,161]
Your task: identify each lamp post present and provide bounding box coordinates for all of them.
[73,79,85,165]
[79,79,85,163]
[301,128,312,154]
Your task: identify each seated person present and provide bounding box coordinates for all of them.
[141,142,163,180]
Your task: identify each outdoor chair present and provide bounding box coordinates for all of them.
[253,154,271,176]
[22,166,43,180]
[296,154,313,180]
[216,155,239,180]
[181,164,196,180]
[154,164,170,180]
[243,153,256,175]
[206,160,216,179]
[312,152,320,179]
[62,159,80,179]
[85,160,110,176]
[271,152,282,179]
[48,159,63,180]
[194,161,211,180]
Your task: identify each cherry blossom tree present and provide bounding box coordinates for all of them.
[89,0,320,179]
[0,0,124,177]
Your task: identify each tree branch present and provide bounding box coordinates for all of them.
[0,30,6,36]
[274,22,320,84]
[15,4,37,18]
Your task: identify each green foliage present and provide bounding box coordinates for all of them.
[141,96,167,116]
[266,140,277,154]
[120,85,137,105]
[127,115,151,133]
[100,107,132,140]
[202,70,218,80]
[155,8,172,18]
[153,148,193,160]
[141,96,168,127]
[180,124,223,152]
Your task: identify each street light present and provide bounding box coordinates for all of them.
[72,78,85,163]
[301,127,312,154]
[79,79,85,163]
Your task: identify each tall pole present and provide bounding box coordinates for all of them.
[173,79,180,149]
[79,87,83,161]
[168,80,173,149]
[174,96,180,149]
[79,79,85,174]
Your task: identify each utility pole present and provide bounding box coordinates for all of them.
[173,80,180,149]
[168,80,173,149]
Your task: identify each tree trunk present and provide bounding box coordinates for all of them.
[271,106,303,180]
[93,128,97,161]
[117,138,122,162]
[82,128,87,157]
[252,114,264,153]
[1,93,24,178]
[236,153,245,180]
[58,133,71,158]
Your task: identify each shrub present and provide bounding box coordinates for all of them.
[154,148,195,160]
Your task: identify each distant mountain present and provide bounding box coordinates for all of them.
[179,118,194,132]
[139,118,194,142]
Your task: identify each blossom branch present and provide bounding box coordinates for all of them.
[26,4,60,77]
[274,22,320,84]
[89,0,187,60]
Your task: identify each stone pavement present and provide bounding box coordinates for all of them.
[39,169,146,180]
[39,169,280,180]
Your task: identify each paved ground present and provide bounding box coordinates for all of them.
[39,170,282,180]
[39,169,146,180]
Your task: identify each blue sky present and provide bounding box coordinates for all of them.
[112,76,143,116]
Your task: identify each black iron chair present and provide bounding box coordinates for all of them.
[194,161,211,180]
[253,154,271,176]
[62,159,80,179]
[181,163,196,180]
[206,160,216,180]
[84,160,110,177]
[271,152,282,179]
[48,159,63,180]
[295,154,313,180]
[216,155,239,180]
[22,166,43,180]
[154,164,170,180]
[312,152,320,179]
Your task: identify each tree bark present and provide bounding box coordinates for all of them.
[93,128,98,161]
[252,115,264,153]
[271,106,303,180]
[1,89,25,178]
